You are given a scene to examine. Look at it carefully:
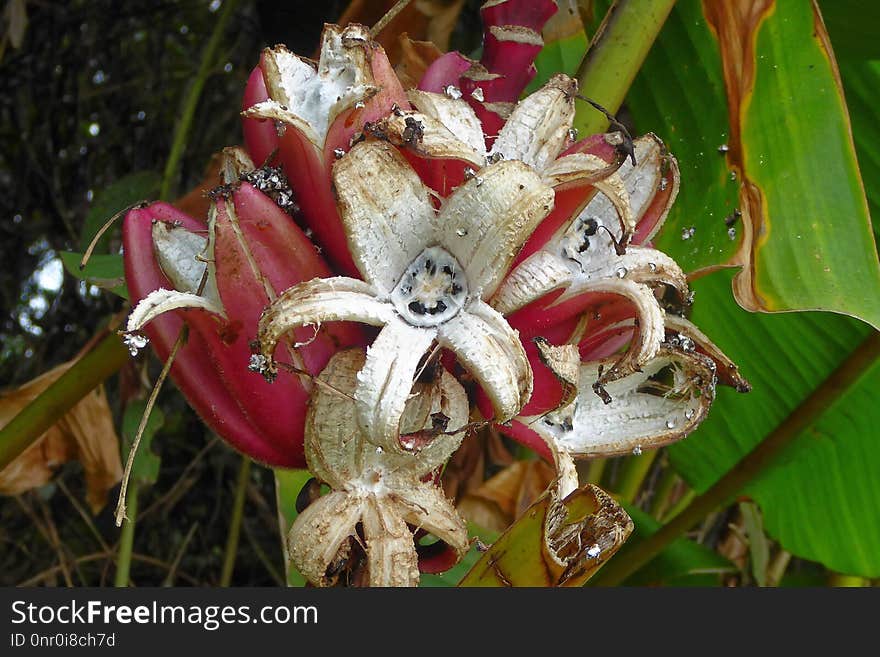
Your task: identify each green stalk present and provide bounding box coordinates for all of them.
[573,0,677,135]
[647,463,679,518]
[662,487,695,522]
[0,332,128,471]
[828,573,868,587]
[585,457,608,484]
[113,480,139,587]
[616,450,659,504]
[159,0,239,200]
[220,457,251,586]
[590,331,880,587]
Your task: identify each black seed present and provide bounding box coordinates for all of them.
[577,237,590,253]
[424,259,436,275]
[409,301,427,315]
[583,218,599,235]
[451,284,462,295]
[434,300,447,314]
[442,265,453,276]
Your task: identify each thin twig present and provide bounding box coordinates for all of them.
[163,522,199,586]
[220,457,251,586]
[56,478,111,552]
[114,328,187,527]
[370,0,413,38]
[159,0,240,200]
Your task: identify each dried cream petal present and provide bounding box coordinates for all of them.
[374,111,485,168]
[259,26,376,146]
[553,277,665,381]
[362,495,421,587]
[437,159,554,298]
[524,345,717,458]
[393,483,469,561]
[126,288,224,335]
[407,89,486,156]
[355,318,437,453]
[288,491,366,587]
[437,300,532,422]
[257,277,396,378]
[490,74,576,171]
[490,250,573,315]
[541,152,623,188]
[334,140,436,291]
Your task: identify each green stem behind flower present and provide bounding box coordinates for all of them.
[220,457,252,586]
[113,480,139,587]
[159,0,240,200]
[0,331,128,471]
[573,0,677,136]
[589,331,880,587]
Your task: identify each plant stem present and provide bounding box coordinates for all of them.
[616,449,659,504]
[573,0,677,136]
[828,573,868,587]
[585,457,607,484]
[114,480,138,587]
[159,0,239,200]
[767,548,791,586]
[648,463,679,518]
[0,332,128,471]
[590,331,880,587]
[220,457,251,586]
[662,487,695,522]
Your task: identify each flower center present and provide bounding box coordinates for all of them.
[391,247,468,327]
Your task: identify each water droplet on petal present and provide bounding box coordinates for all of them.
[685,408,695,420]
[648,262,657,273]
[92,70,106,85]
[615,267,627,279]
[728,227,737,240]
[209,0,222,11]
[632,445,642,456]
[333,148,345,159]
[443,85,462,100]
[470,87,484,102]
[87,122,100,137]
[123,333,149,356]
[681,226,695,241]
[568,128,578,142]
[718,144,729,153]
[463,167,476,180]
[586,544,601,559]
[666,419,676,429]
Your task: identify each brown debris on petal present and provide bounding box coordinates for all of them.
[665,314,751,392]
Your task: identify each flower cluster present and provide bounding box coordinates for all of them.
[122,4,747,586]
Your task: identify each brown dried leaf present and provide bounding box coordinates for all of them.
[457,458,556,533]
[396,35,445,90]
[0,363,123,512]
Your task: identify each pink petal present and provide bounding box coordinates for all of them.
[123,204,301,467]
[418,51,473,93]
[241,66,279,167]
[480,0,558,32]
